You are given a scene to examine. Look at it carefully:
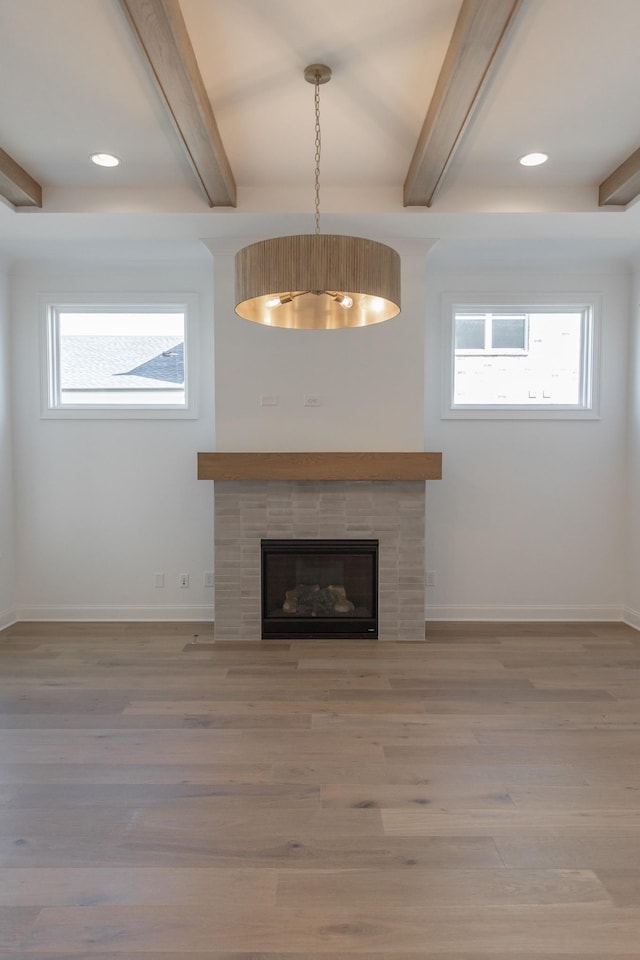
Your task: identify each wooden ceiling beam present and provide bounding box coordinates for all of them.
[118,0,236,207]
[0,147,42,207]
[404,0,523,207]
[599,147,640,206]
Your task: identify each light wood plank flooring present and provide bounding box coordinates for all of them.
[1,620,640,957]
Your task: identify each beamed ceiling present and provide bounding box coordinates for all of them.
[1,0,640,263]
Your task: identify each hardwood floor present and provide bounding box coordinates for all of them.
[1,620,640,957]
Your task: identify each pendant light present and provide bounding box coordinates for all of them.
[234,64,401,330]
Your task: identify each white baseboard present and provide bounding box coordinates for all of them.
[9,602,636,628]
[425,603,624,622]
[623,606,640,631]
[0,608,17,630]
[15,604,214,622]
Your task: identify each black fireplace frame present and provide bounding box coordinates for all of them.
[261,538,378,639]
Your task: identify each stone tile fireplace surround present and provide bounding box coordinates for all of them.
[198,453,442,641]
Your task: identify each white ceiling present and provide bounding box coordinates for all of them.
[1,0,640,264]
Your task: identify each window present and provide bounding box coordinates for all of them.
[442,295,600,419]
[41,295,198,418]
[455,313,528,354]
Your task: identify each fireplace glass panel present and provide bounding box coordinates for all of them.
[261,539,378,639]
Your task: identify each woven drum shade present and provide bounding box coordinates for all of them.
[234,234,401,330]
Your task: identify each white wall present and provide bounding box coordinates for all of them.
[212,242,631,622]
[11,261,215,621]
[4,247,636,626]
[626,267,640,628]
[0,260,16,627]
[424,265,630,620]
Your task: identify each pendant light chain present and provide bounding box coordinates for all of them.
[314,76,322,235]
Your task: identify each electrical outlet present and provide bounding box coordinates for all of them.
[260,394,279,406]
[203,571,214,588]
[154,572,165,588]
[426,570,436,587]
[304,394,321,406]
[179,574,190,589]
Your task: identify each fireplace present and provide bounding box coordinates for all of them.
[208,477,433,641]
[261,539,378,639]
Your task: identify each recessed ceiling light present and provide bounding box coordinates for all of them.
[519,152,548,167]
[90,153,120,167]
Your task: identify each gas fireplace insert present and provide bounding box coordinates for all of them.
[261,538,378,639]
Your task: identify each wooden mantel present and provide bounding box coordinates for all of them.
[197,452,442,482]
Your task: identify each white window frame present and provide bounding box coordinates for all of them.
[441,293,601,420]
[40,293,199,419]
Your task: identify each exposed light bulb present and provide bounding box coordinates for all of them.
[266,294,294,308]
[329,292,353,308]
